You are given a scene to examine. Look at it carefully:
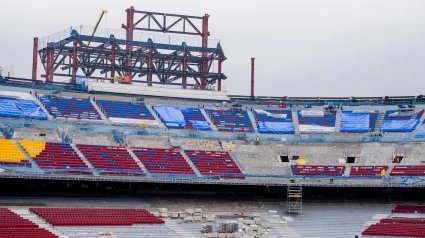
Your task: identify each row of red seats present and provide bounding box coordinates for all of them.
[362,222,425,237]
[132,148,194,175]
[390,166,425,176]
[29,208,164,226]
[185,150,244,178]
[34,143,88,170]
[0,208,58,238]
[291,165,345,177]
[392,205,425,213]
[0,228,58,238]
[349,166,387,177]
[77,144,142,174]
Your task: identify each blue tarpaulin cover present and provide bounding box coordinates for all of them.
[258,121,295,134]
[153,106,186,127]
[340,112,370,133]
[0,99,48,120]
[380,119,419,132]
[416,123,425,136]
[188,120,211,130]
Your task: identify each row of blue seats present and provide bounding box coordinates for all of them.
[96,99,155,120]
[39,96,101,120]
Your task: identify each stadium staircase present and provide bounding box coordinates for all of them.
[412,112,425,134]
[69,143,97,173]
[261,212,301,238]
[9,208,68,238]
[127,147,151,175]
[12,140,41,171]
[335,111,342,132]
[200,108,218,131]
[146,104,165,128]
[247,110,259,133]
[292,110,300,134]
[33,95,54,120]
[179,148,202,177]
[374,113,385,132]
[89,99,108,121]
[229,151,247,174]
[164,218,197,238]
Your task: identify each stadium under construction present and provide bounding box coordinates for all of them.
[1,5,425,238]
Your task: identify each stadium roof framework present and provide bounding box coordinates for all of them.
[33,6,226,90]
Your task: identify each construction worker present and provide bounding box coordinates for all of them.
[256,136,260,145]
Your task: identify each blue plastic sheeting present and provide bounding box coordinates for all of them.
[416,123,425,136]
[189,120,211,130]
[0,99,48,120]
[380,119,419,132]
[153,106,186,127]
[258,121,295,134]
[340,113,370,133]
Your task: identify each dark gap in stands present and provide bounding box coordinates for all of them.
[393,156,403,163]
[280,155,289,163]
[1,178,425,202]
[346,157,356,164]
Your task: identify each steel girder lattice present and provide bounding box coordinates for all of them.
[35,6,227,90]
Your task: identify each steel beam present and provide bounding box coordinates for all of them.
[32,37,38,80]
[72,41,77,84]
[251,57,255,97]
[218,57,222,91]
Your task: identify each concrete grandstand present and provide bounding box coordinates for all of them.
[1,85,425,238]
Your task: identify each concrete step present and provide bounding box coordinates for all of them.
[292,110,300,135]
[246,110,259,133]
[179,149,202,177]
[200,108,218,131]
[335,111,342,132]
[33,95,54,119]
[9,208,69,238]
[374,113,385,133]
[70,143,98,175]
[12,140,43,172]
[127,148,151,176]
[146,104,166,128]
[164,219,195,238]
[90,99,108,121]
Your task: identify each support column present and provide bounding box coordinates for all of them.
[32,37,38,80]
[45,42,54,82]
[201,14,209,89]
[72,41,77,84]
[217,57,222,91]
[251,57,255,97]
[111,42,116,78]
[125,6,135,79]
[182,53,188,89]
[148,49,153,86]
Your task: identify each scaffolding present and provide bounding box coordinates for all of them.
[287,185,302,215]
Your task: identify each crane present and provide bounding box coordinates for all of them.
[86,9,108,47]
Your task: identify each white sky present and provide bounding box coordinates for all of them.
[1,0,425,97]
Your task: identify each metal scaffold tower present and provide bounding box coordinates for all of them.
[287,185,302,215]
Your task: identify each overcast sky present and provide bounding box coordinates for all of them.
[1,0,425,97]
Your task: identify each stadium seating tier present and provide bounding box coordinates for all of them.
[0,139,30,166]
[29,208,164,226]
[184,150,244,178]
[132,148,195,175]
[77,144,143,176]
[0,208,58,238]
[205,109,254,132]
[39,96,101,120]
[96,99,155,120]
